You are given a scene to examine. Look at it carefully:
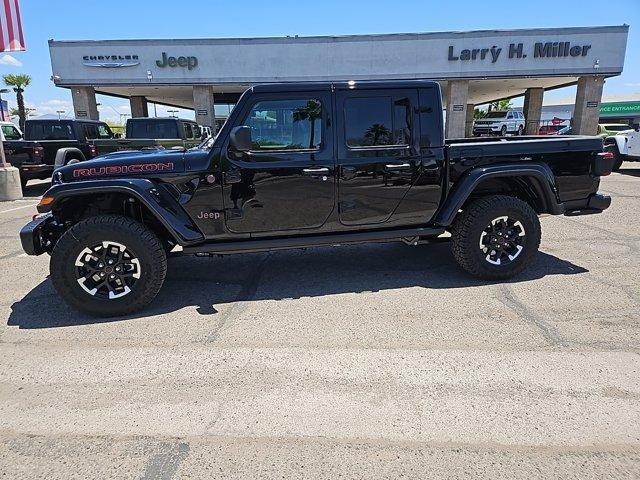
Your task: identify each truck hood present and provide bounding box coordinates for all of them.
[54,148,207,183]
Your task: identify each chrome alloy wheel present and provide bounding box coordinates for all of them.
[479,216,526,266]
[74,241,141,299]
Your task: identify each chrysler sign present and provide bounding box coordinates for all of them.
[82,54,140,68]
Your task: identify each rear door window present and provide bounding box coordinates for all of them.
[183,122,194,139]
[344,96,410,148]
[83,124,99,139]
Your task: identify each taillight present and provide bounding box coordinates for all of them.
[34,146,44,157]
[88,144,98,157]
[595,151,614,176]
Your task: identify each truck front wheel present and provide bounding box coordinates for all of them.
[451,195,541,280]
[50,215,167,317]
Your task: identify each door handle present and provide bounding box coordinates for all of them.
[384,163,412,170]
[302,167,329,175]
[223,170,242,184]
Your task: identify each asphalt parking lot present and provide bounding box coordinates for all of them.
[0,167,639,479]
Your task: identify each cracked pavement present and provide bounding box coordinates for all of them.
[0,166,639,479]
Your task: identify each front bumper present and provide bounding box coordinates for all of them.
[20,214,55,255]
[473,125,500,135]
[564,193,611,216]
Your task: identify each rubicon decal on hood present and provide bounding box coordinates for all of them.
[73,162,174,178]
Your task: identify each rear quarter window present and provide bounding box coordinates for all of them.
[25,122,75,140]
[127,120,179,139]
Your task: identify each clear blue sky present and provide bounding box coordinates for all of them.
[1,0,638,122]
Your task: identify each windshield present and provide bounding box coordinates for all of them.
[25,121,75,140]
[1,124,22,140]
[604,124,631,132]
[482,111,507,119]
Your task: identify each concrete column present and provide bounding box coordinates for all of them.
[193,85,216,131]
[465,103,475,138]
[445,81,469,139]
[573,76,604,136]
[523,87,544,135]
[130,96,149,118]
[70,86,99,120]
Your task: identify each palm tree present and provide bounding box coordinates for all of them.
[364,123,391,145]
[487,99,513,113]
[292,100,322,148]
[3,74,31,131]
[9,106,35,120]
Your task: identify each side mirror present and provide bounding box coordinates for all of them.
[229,126,252,152]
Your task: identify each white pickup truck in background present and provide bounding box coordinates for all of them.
[604,126,640,171]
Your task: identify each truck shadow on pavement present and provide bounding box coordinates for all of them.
[8,242,588,329]
[617,167,640,178]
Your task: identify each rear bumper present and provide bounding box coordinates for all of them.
[20,214,54,255]
[19,164,53,180]
[564,193,611,216]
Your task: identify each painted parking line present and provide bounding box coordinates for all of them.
[0,203,38,214]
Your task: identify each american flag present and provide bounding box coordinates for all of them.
[0,0,25,52]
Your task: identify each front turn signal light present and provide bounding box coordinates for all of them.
[38,196,55,207]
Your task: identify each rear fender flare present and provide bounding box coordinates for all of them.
[54,147,86,167]
[39,178,204,245]
[434,163,563,226]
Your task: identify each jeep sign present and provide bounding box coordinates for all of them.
[155,52,198,70]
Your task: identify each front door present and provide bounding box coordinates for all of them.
[221,92,335,234]
[336,89,421,226]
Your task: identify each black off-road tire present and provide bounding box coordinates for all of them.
[50,215,167,317]
[451,195,541,280]
[517,125,524,136]
[500,125,507,136]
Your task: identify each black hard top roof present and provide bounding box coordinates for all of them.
[127,117,196,122]
[251,79,440,93]
[26,118,107,124]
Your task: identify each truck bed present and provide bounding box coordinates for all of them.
[446,135,605,208]
[446,135,603,159]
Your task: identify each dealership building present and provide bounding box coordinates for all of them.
[48,25,629,138]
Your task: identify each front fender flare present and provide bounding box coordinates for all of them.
[434,163,564,227]
[38,178,204,245]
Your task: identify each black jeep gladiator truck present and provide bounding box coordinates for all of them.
[20,80,614,316]
[89,117,203,155]
[22,119,112,185]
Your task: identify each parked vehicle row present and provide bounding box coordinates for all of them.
[20,80,614,316]
[3,117,210,187]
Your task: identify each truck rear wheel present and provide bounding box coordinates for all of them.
[451,195,541,280]
[50,215,167,317]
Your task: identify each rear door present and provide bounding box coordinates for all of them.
[336,88,422,225]
[506,111,515,133]
[221,90,335,234]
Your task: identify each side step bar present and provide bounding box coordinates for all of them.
[182,227,446,255]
